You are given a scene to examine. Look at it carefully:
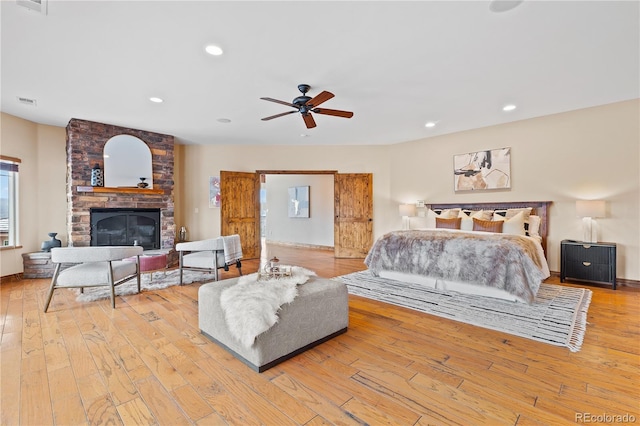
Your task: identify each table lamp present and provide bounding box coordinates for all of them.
[576,200,605,243]
[399,204,416,230]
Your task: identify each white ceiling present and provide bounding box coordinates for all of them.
[2,1,638,146]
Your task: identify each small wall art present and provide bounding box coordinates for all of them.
[288,186,310,218]
[453,147,511,191]
[209,176,221,208]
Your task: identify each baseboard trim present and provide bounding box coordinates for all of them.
[265,240,334,251]
[616,277,640,289]
[1,273,24,282]
[549,271,639,289]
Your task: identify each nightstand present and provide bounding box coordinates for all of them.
[561,240,617,289]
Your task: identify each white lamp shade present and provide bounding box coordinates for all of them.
[576,200,606,218]
[399,204,416,217]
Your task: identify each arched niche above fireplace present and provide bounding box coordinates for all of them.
[103,135,153,188]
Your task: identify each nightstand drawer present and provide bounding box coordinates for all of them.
[564,261,611,283]
[564,244,610,264]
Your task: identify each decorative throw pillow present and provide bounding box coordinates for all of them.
[472,218,504,233]
[459,210,493,231]
[424,208,461,228]
[528,215,541,237]
[408,216,430,230]
[493,211,526,236]
[436,217,462,229]
[493,207,533,222]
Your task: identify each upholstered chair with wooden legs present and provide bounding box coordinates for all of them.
[44,246,143,312]
[175,235,243,284]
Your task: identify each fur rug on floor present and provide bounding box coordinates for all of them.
[75,269,217,302]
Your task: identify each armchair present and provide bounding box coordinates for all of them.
[44,246,144,312]
[175,235,243,284]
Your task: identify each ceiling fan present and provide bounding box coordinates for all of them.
[260,84,354,129]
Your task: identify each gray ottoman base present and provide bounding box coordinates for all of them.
[198,276,349,372]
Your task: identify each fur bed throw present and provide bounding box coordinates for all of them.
[365,230,549,303]
[220,266,316,347]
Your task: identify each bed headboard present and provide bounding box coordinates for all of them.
[428,201,552,254]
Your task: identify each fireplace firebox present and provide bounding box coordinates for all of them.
[90,208,160,250]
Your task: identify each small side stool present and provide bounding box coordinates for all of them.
[125,253,167,282]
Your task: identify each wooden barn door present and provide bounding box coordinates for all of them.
[220,171,260,259]
[334,173,373,258]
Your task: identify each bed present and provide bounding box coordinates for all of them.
[365,201,551,303]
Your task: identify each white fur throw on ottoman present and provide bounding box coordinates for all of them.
[198,275,349,372]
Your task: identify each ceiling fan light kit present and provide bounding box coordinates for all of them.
[260,84,354,129]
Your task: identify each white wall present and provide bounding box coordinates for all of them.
[0,113,67,276]
[177,100,638,280]
[2,99,638,281]
[389,100,639,280]
[175,144,391,244]
[264,174,334,247]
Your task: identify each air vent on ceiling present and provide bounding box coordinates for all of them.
[16,0,47,15]
[17,97,37,107]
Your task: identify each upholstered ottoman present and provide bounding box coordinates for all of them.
[198,276,348,372]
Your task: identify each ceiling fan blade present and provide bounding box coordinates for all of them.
[302,113,316,129]
[260,97,297,108]
[306,91,334,108]
[261,110,297,121]
[312,108,354,118]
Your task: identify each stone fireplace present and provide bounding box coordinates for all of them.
[65,118,175,249]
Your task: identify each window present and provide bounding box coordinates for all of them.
[0,156,20,248]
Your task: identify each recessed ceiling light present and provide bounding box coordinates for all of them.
[149,97,163,103]
[502,104,517,112]
[425,121,437,128]
[205,45,224,56]
[300,133,310,137]
[489,0,524,13]
[216,118,231,123]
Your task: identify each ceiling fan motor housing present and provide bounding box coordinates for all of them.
[293,95,312,107]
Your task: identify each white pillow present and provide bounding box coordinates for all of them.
[408,216,430,229]
[493,211,526,236]
[506,207,533,221]
[417,208,461,229]
[459,210,492,231]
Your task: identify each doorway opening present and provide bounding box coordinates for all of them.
[259,173,335,250]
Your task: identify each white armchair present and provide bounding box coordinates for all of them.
[175,235,243,284]
[44,246,144,312]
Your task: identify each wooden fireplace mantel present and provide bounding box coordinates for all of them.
[76,186,164,195]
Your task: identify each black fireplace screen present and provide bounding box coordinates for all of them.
[90,208,160,250]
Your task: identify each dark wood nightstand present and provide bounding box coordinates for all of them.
[561,240,617,289]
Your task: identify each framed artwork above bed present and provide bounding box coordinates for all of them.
[454,147,511,191]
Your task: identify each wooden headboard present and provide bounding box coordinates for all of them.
[428,201,552,254]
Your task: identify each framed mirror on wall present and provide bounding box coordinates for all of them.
[103,135,153,188]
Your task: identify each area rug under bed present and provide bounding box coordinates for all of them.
[335,270,592,352]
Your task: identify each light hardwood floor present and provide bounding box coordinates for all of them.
[1,245,638,425]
